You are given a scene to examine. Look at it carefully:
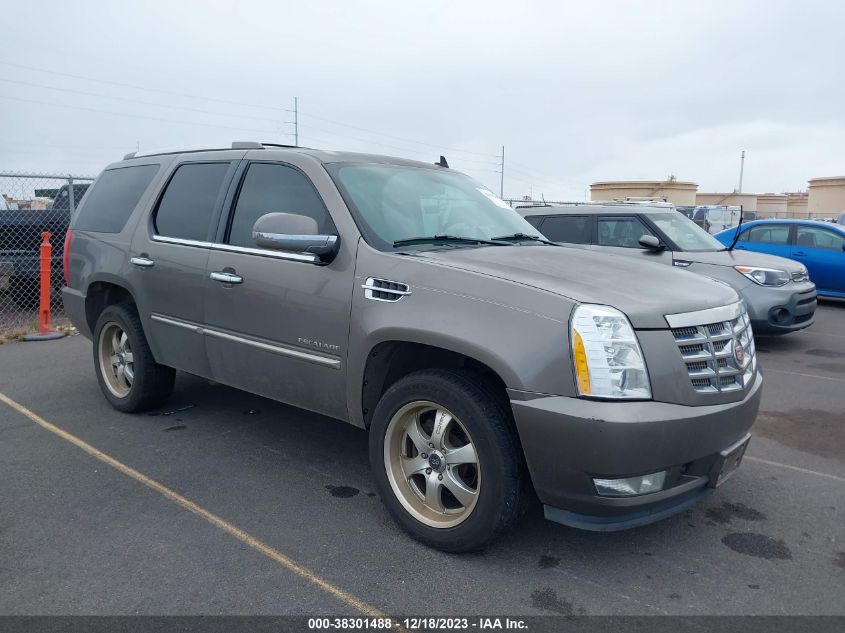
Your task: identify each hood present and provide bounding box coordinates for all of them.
[417,245,738,329]
[674,249,806,272]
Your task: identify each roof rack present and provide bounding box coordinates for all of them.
[123,141,300,161]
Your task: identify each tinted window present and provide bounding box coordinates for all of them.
[597,216,655,248]
[744,224,789,245]
[795,226,844,250]
[227,163,332,247]
[540,215,591,244]
[154,163,230,241]
[75,165,158,233]
[523,215,544,229]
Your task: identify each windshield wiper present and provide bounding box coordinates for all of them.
[392,234,509,248]
[491,232,559,246]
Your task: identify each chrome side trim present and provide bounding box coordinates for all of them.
[152,235,318,263]
[212,242,318,263]
[149,313,340,369]
[665,302,743,328]
[150,313,203,333]
[203,329,340,368]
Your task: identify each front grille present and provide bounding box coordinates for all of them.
[671,305,756,394]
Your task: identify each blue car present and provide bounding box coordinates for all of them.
[715,220,845,298]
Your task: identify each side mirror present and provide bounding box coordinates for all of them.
[252,213,339,263]
[638,234,663,251]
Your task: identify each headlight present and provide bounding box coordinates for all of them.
[571,304,651,399]
[734,266,790,286]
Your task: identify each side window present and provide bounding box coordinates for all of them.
[795,226,843,250]
[745,224,789,245]
[75,165,159,233]
[597,216,655,248]
[523,215,544,229]
[227,163,333,248]
[154,162,230,241]
[539,215,591,244]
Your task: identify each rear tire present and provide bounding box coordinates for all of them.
[369,368,525,552]
[93,303,175,412]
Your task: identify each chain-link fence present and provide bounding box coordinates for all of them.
[1,173,95,336]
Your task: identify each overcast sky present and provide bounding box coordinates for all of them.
[1,0,843,199]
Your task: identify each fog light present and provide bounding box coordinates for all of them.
[594,471,667,497]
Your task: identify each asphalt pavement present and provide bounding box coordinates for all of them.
[0,301,843,616]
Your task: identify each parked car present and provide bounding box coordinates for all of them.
[715,220,845,298]
[0,183,90,308]
[63,143,761,551]
[517,203,817,334]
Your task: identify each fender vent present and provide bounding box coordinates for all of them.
[362,277,411,302]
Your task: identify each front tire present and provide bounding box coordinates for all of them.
[369,368,525,552]
[93,303,175,412]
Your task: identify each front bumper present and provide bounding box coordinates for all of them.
[510,372,762,531]
[742,281,816,334]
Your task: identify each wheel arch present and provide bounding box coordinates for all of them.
[357,337,515,429]
[84,278,137,335]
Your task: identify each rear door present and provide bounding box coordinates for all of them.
[790,224,845,293]
[536,214,593,246]
[734,223,792,259]
[129,159,237,378]
[202,159,354,420]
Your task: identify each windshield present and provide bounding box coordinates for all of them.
[650,213,726,252]
[330,164,541,249]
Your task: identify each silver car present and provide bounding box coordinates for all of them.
[518,203,817,335]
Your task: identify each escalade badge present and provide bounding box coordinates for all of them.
[733,339,745,365]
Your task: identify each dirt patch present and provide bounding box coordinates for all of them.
[705,501,766,525]
[722,533,792,560]
[325,485,359,498]
[754,409,845,460]
[530,588,583,615]
[834,551,845,569]
[537,555,560,569]
[805,348,843,359]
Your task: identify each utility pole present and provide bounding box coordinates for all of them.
[499,145,505,198]
[294,97,299,146]
[738,150,745,192]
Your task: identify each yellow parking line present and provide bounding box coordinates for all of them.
[745,455,845,483]
[0,392,396,623]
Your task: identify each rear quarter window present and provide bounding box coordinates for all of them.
[74,165,159,233]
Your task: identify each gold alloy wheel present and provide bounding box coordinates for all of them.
[98,322,134,398]
[383,401,481,528]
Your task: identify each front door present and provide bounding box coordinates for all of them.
[734,223,792,259]
[591,215,673,265]
[202,161,355,420]
[791,224,845,294]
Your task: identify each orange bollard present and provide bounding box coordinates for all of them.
[24,231,64,341]
[38,231,53,334]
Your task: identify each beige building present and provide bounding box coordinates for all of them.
[695,192,757,209]
[808,176,845,217]
[590,179,697,206]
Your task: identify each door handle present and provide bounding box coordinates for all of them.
[130,256,155,268]
[210,271,243,284]
[793,251,806,256]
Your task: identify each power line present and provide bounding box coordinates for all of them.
[0,60,497,162]
[0,94,282,135]
[0,60,294,114]
[300,112,498,158]
[0,76,287,124]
